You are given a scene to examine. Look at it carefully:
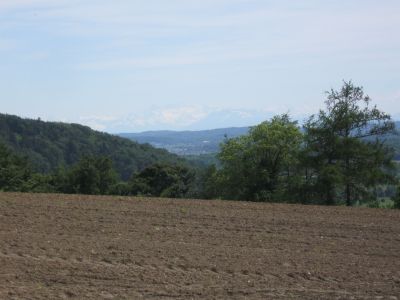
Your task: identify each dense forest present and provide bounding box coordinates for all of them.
[1,82,399,208]
[0,114,186,180]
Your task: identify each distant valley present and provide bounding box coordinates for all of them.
[119,122,400,159]
[119,127,250,155]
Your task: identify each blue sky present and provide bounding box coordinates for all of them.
[1,0,399,132]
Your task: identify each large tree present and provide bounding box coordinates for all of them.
[0,143,32,191]
[304,81,396,205]
[394,183,400,209]
[217,114,303,201]
[61,156,118,195]
[130,163,194,198]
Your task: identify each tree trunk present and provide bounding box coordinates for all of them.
[326,181,334,205]
[345,155,351,206]
[346,183,351,206]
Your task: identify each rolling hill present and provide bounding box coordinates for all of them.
[0,114,186,180]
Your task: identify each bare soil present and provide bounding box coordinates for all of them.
[0,192,399,299]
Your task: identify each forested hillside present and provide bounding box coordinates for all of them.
[0,114,186,180]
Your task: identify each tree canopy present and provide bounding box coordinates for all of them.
[216,114,303,201]
[130,163,194,198]
[303,81,396,205]
[0,143,32,192]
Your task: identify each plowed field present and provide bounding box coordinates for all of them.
[0,193,399,299]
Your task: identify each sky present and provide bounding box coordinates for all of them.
[0,0,399,132]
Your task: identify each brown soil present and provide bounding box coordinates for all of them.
[0,192,399,299]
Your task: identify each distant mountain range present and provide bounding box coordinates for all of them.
[80,108,275,133]
[120,122,400,159]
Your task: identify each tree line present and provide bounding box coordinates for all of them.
[0,147,194,198]
[207,82,399,207]
[1,82,399,208]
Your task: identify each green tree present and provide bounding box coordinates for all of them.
[64,156,117,195]
[0,143,32,191]
[393,184,400,209]
[188,164,220,199]
[217,114,303,201]
[95,157,119,194]
[21,173,56,193]
[303,81,396,205]
[130,163,194,198]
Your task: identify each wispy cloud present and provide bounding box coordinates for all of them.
[58,2,398,71]
[78,105,209,132]
[1,1,399,124]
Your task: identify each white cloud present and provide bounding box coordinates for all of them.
[62,1,399,71]
[1,0,399,121]
[3,0,400,71]
[155,106,208,125]
[75,105,208,132]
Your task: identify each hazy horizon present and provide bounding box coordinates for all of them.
[1,1,399,132]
